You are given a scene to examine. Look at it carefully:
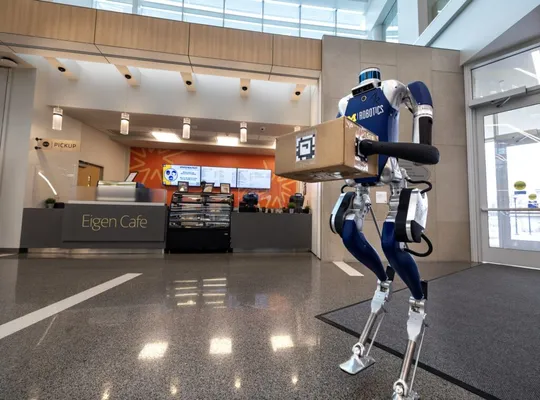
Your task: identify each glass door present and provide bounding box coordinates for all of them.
[476,94,540,268]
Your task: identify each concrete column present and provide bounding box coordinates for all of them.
[398,0,429,44]
[369,24,384,41]
[0,69,36,250]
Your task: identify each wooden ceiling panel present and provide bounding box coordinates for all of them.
[95,11,189,55]
[189,25,273,65]
[31,1,97,43]
[273,36,322,71]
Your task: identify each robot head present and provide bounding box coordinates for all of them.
[352,67,381,96]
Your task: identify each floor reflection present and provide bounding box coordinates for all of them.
[0,254,336,399]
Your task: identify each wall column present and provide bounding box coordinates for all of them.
[398,0,429,44]
[0,69,36,250]
[320,35,469,263]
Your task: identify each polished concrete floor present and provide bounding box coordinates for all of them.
[0,254,481,400]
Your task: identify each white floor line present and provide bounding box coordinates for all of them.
[333,261,364,277]
[0,273,141,341]
[0,254,15,258]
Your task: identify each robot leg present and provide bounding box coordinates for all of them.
[382,221,427,400]
[331,187,394,375]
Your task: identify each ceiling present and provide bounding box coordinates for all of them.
[472,5,540,62]
[62,107,305,155]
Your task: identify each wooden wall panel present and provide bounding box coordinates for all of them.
[273,36,322,70]
[95,11,189,54]
[0,0,96,43]
[31,2,96,43]
[189,25,273,65]
[0,0,39,37]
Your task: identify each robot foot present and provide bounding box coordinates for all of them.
[340,353,376,375]
[392,385,420,400]
[339,275,393,374]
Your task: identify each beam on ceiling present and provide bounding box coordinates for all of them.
[115,65,141,87]
[45,57,80,81]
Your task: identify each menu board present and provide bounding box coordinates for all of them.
[162,164,201,186]
[201,166,238,188]
[237,168,272,189]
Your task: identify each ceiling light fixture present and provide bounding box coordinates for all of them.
[120,113,129,135]
[216,136,239,146]
[152,131,181,143]
[52,107,63,131]
[240,122,247,143]
[183,118,191,139]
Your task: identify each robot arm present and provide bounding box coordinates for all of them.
[406,82,433,145]
[336,95,352,118]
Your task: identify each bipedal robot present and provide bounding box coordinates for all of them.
[330,68,439,400]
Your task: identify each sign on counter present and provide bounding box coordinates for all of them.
[62,204,167,242]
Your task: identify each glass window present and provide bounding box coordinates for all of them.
[301,26,333,39]
[336,9,365,31]
[428,0,450,25]
[184,0,224,14]
[225,0,262,19]
[264,0,300,24]
[483,104,540,251]
[139,0,183,21]
[472,46,540,99]
[184,12,224,26]
[94,0,133,13]
[382,1,398,43]
[224,18,262,31]
[301,4,335,28]
[263,23,299,37]
[53,0,94,6]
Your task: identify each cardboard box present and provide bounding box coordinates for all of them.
[275,117,379,183]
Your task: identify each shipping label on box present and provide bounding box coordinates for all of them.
[295,130,316,164]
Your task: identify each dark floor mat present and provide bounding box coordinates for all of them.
[317,264,540,400]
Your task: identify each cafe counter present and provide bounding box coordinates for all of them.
[20,201,168,252]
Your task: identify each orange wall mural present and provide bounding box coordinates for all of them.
[129,147,299,208]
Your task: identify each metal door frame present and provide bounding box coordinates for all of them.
[473,94,540,268]
[464,41,540,267]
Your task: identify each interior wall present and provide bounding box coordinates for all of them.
[0,68,8,164]
[0,69,36,249]
[320,37,470,263]
[129,147,298,208]
[428,0,540,64]
[308,83,322,258]
[26,80,130,208]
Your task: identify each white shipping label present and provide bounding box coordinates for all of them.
[296,131,316,162]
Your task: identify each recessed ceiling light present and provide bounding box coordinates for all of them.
[216,136,239,146]
[152,131,181,143]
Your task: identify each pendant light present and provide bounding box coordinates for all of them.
[120,113,130,135]
[52,107,63,131]
[183,118,191,139]
[240,122,247,143]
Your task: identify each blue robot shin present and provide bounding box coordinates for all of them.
[331,67,439,400]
